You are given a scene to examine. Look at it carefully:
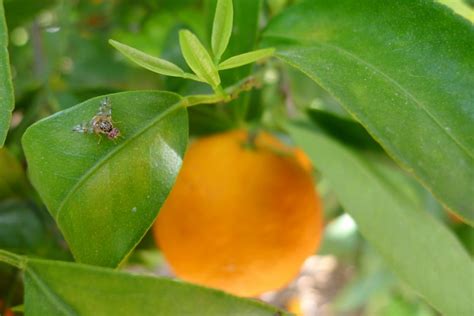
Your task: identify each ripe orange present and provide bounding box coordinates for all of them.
[153,129,323,296]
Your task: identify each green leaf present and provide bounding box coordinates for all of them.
[0,0,14,147]
[0,251,287,316]
[109,39,201,81]
[218,48,275,70]
[437,0,474,22]
[288,121,474,316]
[0,201,70,260]
[306,109,383,153]
[0,200,44,253]
[211,0,234,63]
[179,30,221,88]
[22,91,188,267]
[204,0,263,124]
[263,0,474,224]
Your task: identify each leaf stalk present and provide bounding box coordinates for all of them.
[0,249,25,269]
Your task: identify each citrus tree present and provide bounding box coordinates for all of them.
[0,0,473,315]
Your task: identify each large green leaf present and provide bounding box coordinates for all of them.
[22,91,188,267]
[263,0,474,224]
[0,0,14,147]
[289,121,474,316]
[0,251,286,316]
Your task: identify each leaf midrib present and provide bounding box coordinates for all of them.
[266,35,474,161]
[26,268,78,315]
[54,98,184,221]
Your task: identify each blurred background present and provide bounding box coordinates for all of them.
[1,0,473,315]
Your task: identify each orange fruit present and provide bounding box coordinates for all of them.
[153,129,323,296]
[286,296,304,316]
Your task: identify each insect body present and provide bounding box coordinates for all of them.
[73,97,121,140]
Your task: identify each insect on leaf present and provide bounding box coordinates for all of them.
[211,0,234,63]
[179,30,221,88]
[22,91,188,267]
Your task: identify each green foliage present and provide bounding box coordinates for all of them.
[289,120,474,316]
[0,0,473,314]
[0,0,14,147]
[22,91,188,267]
[306,110,383,152]
[218,48,275,70]
[110,0,272,99]
[0,201,44,253]
[199,0,264,126]
[263,0,474,224]
[0,250,286,315]
[211,0,233,63]
[108,39,200,81]
[179,30,221,89]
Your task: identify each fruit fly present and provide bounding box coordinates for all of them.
[72,97,121,141]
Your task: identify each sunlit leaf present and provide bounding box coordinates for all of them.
[218,48,275,70]
[109,39,200,81]
[211,0,234,63]
[202,0,263,126]
[437,0,474,22]
[22,91,188,267]
[263,0,474,224]
[179,30,221,88]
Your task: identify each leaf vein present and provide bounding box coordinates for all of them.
[267,35,474,161]
[26,268,78,315]
[309,41,473,160]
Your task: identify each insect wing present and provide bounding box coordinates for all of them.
[97,97,112,118]
[72,122,93,134]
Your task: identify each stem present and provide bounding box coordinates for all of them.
[243,128,260,150]
[183,94,225,107]
[280,66,297,118]
[183,76,262,108]
[213,85,229,101]
[31,20,45,77]
[0,250,25,269]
